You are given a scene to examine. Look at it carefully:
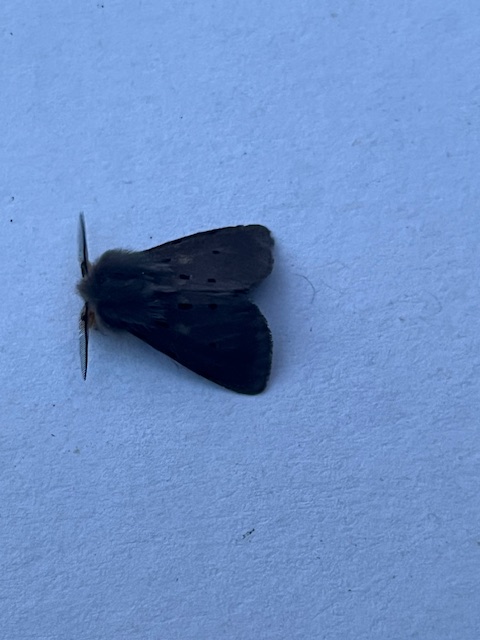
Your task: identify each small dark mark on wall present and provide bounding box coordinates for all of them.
[294,273,317,304]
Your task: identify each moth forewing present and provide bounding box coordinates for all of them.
[145,224,274,292]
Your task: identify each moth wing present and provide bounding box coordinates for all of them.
[144,225,273,292]
[127,292,272,394]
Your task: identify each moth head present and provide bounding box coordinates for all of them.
[77,247,169,332]
[77,249,140,305]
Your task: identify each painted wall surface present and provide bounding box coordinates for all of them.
[1,2,479,638]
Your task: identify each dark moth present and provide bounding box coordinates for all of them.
[77,215,274,394]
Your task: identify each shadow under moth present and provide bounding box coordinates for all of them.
[77,215,274,394]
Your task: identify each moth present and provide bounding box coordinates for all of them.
[77,214,274,394]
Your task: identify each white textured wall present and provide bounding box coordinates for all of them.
[1,1,479,638]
